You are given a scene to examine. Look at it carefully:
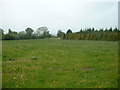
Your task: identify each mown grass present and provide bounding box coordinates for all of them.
[2,39,118,88]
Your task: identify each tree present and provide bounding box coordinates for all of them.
[86,28,92,33]
[2,27,118,41]
[113,27,118,32]
[43,30,51,38]
[8,29,12,34]
[25,28,34,39]
[3,29,18,40]
[18,31,27,39]
[57,30,63,37]
[60,32,66,39]
[66,29,72,34]
[99,28,103,32]
[37,27,48,35]
[92,28,94,32]
[109,27,113,32]
[66,29,72,39]
[36,26,49,38]
[80,29,83,33]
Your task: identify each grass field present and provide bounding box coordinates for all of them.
[2,39,118,88]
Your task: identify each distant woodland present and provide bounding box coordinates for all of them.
[0,27,119,41]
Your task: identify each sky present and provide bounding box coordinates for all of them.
[0,0,119,35]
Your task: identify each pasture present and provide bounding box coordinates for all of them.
[2,39,118,88]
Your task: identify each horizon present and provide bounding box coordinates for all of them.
[0,27,118,36]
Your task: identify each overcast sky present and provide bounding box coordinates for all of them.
[0,0,119,35]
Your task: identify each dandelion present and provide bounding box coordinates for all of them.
[67,70,69,72]
[83,80,86,82]
[53,59,56,62]
[32,56,37,60]
[13,77,16,80]
[53,80,55,83]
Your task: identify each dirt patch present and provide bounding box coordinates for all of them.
[81,67,93,71]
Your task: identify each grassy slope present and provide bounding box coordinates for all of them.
[2,39,118,88]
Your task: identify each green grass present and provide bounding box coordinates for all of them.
[2,39,118,88]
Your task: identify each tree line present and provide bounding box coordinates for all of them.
[0,27,119,41]
[0,27,52,40]
[57,27,120,41]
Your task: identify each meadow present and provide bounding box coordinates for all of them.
[2,39,118,88]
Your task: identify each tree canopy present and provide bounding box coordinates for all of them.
[0,27,119,41]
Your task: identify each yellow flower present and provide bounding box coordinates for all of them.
[53,80,55,83]
[13,77,16,80]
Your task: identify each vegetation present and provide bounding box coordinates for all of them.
[0,27,119,41]
[2,39,118,88]
[1,26,119,88]
[58,27,119,41]
[1,27,52,40]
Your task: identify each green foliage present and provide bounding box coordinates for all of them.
[57,30,62,37]
[18,31,27,39]
[60,32,66,39]
[35,27,51,39]
[1,27,119,41]
[25,28,34,39]
[64,28,119,41]
[66,29,72,34]
[2,27,52,40]
[3,29,18,40]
